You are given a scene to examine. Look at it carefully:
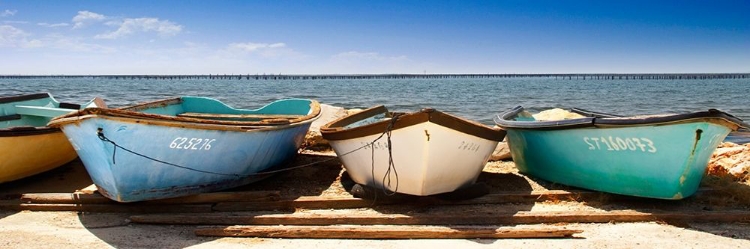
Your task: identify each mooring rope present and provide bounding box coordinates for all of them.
[372,114,401,196]
[97,128,242,177]
[95,117,401,178]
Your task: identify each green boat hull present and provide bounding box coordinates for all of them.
[506,122,730,199]
[495,107,749,200]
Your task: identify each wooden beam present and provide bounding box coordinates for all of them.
[194,225,583,239]
[130,209,750,226]
[149,191,281,204]
[212,196,383,211]
[1,203,212,213]
[20,191,280,205]
[211,190,638,212]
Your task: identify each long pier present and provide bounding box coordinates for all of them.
[0,73,748,80]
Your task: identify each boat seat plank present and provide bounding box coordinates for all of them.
[177,112,304,120]
[0,114,22,121]
[58,103,81,109]
[14,105,75,118]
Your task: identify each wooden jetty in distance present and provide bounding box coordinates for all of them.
[0,73,748,80]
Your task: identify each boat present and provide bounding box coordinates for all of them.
[494,106,750,200]
[320,105,506,196]
[1,93,104,183]
[48,97,321,202]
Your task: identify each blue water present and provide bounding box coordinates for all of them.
[2,77,749,126]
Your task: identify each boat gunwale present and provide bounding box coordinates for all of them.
[494,106,750,131]
[0,126,60,137]
[48,98,322,131]
[1,93,66,136]
[320,105,505,141]
[0,93,52,104]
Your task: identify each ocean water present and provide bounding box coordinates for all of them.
[2,77,749,126]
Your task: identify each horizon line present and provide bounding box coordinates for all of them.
[1,73,749,76]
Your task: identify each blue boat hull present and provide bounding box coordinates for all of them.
[60,117,311,202]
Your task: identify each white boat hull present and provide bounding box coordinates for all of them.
[329,121,499,196]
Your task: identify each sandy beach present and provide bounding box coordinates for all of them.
[2,150,750,248]
[2,210,750,248]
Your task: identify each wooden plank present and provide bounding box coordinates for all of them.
[77,184,99,194]
[21,193,113,204]
[149,191,280,204]
[211,190,629,212]
[194,225,583,239]
[0,203,212,213]
[0,114,21,121]
[213,196,381,211]
[177,112,304,120]
[20,191,280,205]
[130,210,750,225]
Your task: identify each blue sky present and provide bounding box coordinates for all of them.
[1,0,748,74]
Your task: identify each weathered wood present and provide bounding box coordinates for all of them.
[19,191,280,205]
[20,193,112,204]
[0,114,21,121]
[177,112,304,120]
[212,196,380,211]
[131,210,750,225]
[149,191,280,204]
[77,184,99,194]
[211,190,642,212]
[1,203,212,213]
[194,225,582,239]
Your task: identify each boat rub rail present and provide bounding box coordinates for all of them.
[48,98,322,132]
[321,105,505,141]
[495,106,750,131]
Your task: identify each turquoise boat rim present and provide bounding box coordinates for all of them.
[494,106,750,131]
[0,92,98,136]
[49,97,321,130]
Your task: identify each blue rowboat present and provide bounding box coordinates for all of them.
[48,97,321,202]
[1,93,104,183]
[494,107,749,200]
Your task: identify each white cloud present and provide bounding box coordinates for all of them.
[0,24,43,48]
[1,9,17,17]
[227,42,286,52]
[23,39,43,48]
[46,34,116,52]
[0,25,28,47]
[3,20,28,24]
[38,22,70,28]
[72,10,106,29]
[95,18,182,39]
[221,42,301,59]
[333,51,408,61]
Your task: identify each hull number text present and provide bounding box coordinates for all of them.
[583,136,656,153]
[169,137,216,151]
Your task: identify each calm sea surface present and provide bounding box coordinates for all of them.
[2,77,749,125]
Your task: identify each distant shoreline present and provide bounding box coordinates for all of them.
[1,73,749,80]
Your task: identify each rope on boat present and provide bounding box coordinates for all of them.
[97,128,242,177]
[95,119,402,179]
[372,114,401,196]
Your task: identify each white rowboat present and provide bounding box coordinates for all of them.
[321,106,506,196]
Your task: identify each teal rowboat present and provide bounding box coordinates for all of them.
[494,107,749,200]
